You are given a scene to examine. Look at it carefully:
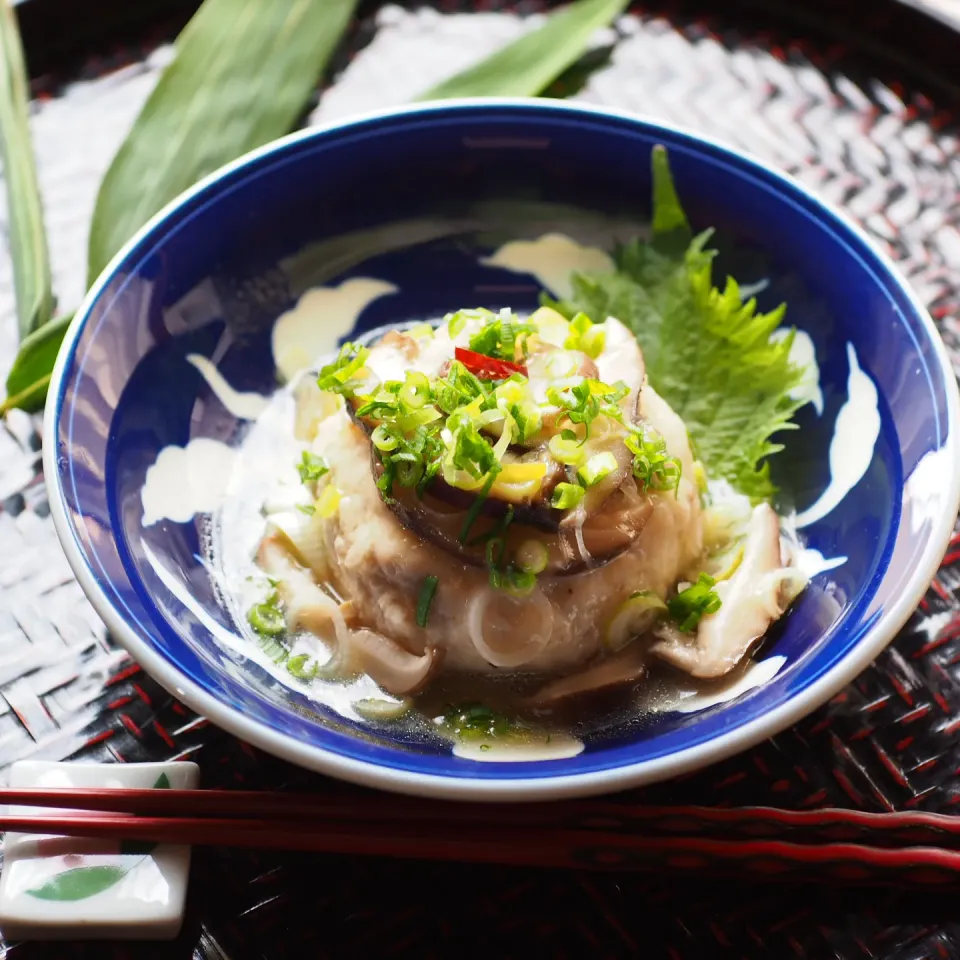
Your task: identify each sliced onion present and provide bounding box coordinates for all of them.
[354,697,412,720]
[605,591,668,651]
[516,539,549,574]
[701,498,753,551]
[573,516,591,566]
[265,510,329,580]
[492,406,515,461]
[466,586,554,668]
[710,543,745,582]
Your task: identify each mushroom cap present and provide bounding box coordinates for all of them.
[347,629,442,696]
[351,316,655,575]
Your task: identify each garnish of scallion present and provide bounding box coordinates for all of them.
[458,472,496,543]
[416,575,440,627]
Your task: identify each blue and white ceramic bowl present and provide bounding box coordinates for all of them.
[45,100,960,800]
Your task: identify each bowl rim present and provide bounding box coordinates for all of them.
[43,97,960,802]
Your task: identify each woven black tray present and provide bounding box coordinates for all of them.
[4,0,960,956]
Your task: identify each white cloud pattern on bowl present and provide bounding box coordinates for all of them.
[479,232,614,300]
[186,354,268,420]
[795,343,881,529]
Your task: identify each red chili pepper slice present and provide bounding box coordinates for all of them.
[454,347,527,380]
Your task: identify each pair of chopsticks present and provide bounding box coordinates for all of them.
[4,788,960,886]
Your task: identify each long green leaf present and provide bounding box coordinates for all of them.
[87,0,359,285]
[420,0,626,100]
[0,0,54,339]
[1,313,71,414]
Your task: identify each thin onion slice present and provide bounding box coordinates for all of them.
[466,586,554,668]
[604,591,667,651]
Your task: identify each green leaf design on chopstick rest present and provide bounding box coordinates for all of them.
[0,0,55,339]
[2,314,72,414]
[86,0,359,285]
[26,770,177,897]
[26,866,129,902]
[120,771,173,855]
[420,0,627,100]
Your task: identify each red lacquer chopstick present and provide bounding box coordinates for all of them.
[8,790,960,885]
[5,789,960,850]
[4,812,960,886]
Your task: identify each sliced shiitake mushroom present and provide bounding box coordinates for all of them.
[370,448,563,530]
[346,630,442,696]
[374,454,653,575]
[527,644,648,707]
[347,317,655,573]
[651,503,788,678]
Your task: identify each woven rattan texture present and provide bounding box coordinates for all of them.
[3,1,960,956]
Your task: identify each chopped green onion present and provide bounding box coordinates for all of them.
[258,635,288,664]
[371,424,399,452]
[511,401,542,443]
[551,482,586,510]
[485,537,507,589]
[416,575,439,628]
[296,503,316,516]
[605,591,668,650]
[467,504,514,546]
[579,324,605,358]
[504,566,537,597]
[399,371,431,410]
[546,378,626,438]
[548,432,586,466]
[446,308,494,339]
[564,311,592,343]
[694,460,708,494]
[578,451,618,487]
[354,697,412,721]
[440,702,519,742]
[286,654,317,680]
[248,595,285,637]
[626,425,682,495]
[667,573,722,632]
[447,420,500,481]
[495,379,525,404]
[396,406,442,433]
[564,311,600,354]
[316,342,370,397]
[468,310,534,361]
[516,539,549,574]
[297,451,329,484]
[395,458,425,488]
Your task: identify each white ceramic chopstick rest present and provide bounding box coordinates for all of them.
[0,760,199,941]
